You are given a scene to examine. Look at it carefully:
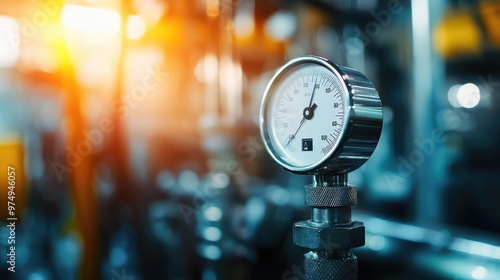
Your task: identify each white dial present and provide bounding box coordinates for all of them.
[260,56,382,175]
[261,59,349,172]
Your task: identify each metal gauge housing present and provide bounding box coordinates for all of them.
[260,56,383,175]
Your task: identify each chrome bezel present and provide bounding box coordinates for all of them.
[260,56,350,173]
[260,56,383,175]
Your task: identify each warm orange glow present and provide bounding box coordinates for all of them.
[61,4,121,35]
[59,4,122,85]
[133,0,165,25]
[126,15,147,40]
[480,2,500,46]
[194,54,218,83]
[207,0,219,18]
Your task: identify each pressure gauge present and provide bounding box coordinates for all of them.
[260,56,383,174]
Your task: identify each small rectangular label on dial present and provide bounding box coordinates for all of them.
[302,138,313,151]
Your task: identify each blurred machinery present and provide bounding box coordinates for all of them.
[0,0,499,280]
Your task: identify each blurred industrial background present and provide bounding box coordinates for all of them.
[0,0,500,279]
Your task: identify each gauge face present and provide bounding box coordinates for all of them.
[261,58,349,172]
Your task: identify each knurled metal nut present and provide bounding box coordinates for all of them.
[304,254,358,280]
[305,185,357,207]
[293,221,365,250]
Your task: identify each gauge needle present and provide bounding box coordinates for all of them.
[308,76,319,108]
[284,77,319,148]
[284,103,317,148]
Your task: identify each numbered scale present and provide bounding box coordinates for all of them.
[260,56,382,280]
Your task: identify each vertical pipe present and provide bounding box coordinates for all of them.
[59,37,98,280]
[411,1,445,223]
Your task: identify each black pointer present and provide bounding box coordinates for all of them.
[284,75,319,148]
[308,76,319,108]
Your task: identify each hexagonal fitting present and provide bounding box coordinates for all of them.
[293,221,365,251]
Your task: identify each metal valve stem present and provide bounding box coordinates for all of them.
[293,174,364,280]
[311,174,351,225]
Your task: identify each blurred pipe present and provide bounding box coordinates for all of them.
[411,0,445,223]
[111,0,133,203]
[222,58,243,124]
[344,37,366,73]
[217,0,243,126]
[203,53,219,116]
[59,25,98,280]
[355,213,500,280]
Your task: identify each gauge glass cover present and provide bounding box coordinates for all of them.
[261,60,350,172]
